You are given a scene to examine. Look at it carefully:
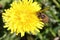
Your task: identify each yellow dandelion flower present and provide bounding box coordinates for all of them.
[2,0,44,37]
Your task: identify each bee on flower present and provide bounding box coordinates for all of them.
[2,0,44,37]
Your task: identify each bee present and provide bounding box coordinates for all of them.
[0,4,3,9]
[37,7,49,23]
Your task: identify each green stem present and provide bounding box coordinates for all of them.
[53,0,60,8]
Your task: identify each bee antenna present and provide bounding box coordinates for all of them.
[40,6,50,13]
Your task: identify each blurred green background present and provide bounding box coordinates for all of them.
[0,0,60,40]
